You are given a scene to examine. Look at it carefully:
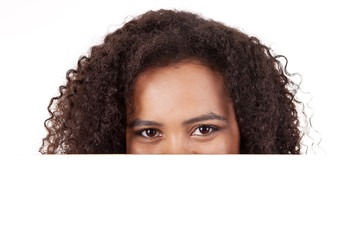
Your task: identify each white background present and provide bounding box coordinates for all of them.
[0,0,359,239]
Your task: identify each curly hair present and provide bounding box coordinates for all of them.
[40,9,305,154]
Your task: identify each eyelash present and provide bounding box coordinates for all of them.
[135,124,220,138]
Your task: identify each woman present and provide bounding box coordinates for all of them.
[40,9,306,154]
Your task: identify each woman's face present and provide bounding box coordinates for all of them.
[126,61,240,154]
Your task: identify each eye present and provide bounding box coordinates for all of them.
[192,125,219,136]
[136,128,161,138]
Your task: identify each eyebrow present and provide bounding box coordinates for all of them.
[129,119,163,128]
[128,112,228,128]
[182,112,228,125]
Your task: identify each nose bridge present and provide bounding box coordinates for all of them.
[163,133,191,154]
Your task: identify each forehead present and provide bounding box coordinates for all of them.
[131,62,233,120]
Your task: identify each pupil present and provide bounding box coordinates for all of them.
[200,126,210,134]
[146,129,156,137]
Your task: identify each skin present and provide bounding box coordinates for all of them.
[126,61,240,154]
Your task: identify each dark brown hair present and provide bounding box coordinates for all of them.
[40,9,306,154]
